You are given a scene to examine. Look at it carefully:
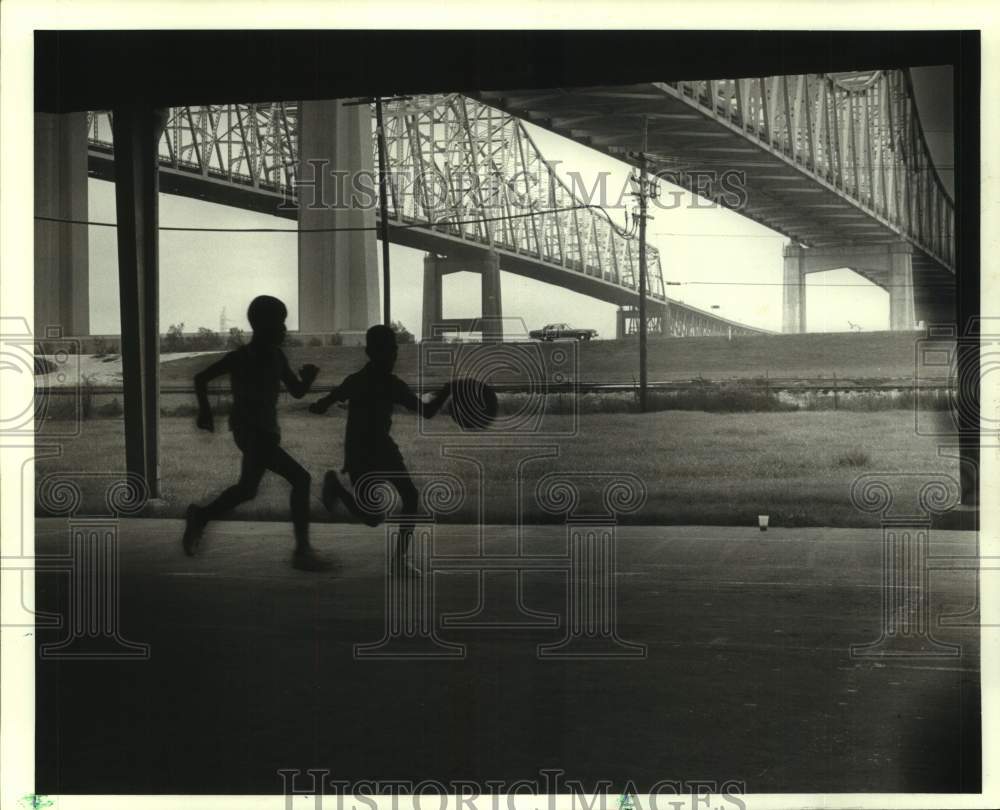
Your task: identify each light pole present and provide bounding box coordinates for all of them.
[713,305,734,340]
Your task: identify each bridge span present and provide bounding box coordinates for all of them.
[479,69,955,330]
[36,95,770,343]
[37,72,952,343]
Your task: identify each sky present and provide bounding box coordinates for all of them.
[86,66,954,338]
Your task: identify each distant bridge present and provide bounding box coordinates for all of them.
[85,96,770,338]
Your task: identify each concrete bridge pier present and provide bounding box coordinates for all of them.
[616,306,661,338]
[422,251,503,342]
[615,307,629,339]
[888,246,916,331]
[782,242,917,333]
[297,100,380,335]
[782,244,808,334]
[35,112,90,337]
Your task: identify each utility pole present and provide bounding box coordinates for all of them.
[637,117,649,414]
[344,94,411,326]
[374,97,392,326]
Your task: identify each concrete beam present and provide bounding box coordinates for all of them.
[298,100,380,333]
[784,241,920,332]
[35,112,89,337]
[112,104,168,498]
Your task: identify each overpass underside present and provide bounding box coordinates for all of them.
[478,79,956,330]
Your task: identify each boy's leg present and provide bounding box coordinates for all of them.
[324,470,383,527]
[328,461,422,576]
[259,443,333,572]
[184,431,267,554]
[200,435,268,518]
[259,443,313,551]
[391,470,420,563]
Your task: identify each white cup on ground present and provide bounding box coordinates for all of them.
[758,514,769,531]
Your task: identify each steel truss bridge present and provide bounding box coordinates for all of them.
[86,95,769,338]
[479,69,955,323]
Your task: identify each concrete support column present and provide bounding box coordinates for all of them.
[34,112,89,337]
[616,308,627,339]
[782,243,807,334]
[889,242,916,331]
[298,100,380,334]
[480,250,503,343]
[112,104,168,498]
[421,254,443,340]
[419,250,503,342]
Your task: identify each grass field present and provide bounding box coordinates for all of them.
[157,330,946,389]
[36,409,957,528]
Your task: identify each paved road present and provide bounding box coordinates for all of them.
[33,519,980,795]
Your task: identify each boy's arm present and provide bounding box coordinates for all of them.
[280,352,319,399]
[308,378,350,414]
[193,352,234,431]
[396,378,451,419]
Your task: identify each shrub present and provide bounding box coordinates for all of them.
[96,397,124,417]
[192,327,224,351]
[391,320,415,344]
[226,327,246,349]
[35,357,58,375]
[36,340,79,356]
[163,323,186,352]
[161,403,199,417]
[80,374,95,419]
[36,393,79,421]
[835,448,871,467]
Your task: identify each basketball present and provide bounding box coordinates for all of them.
[449,377,499,430]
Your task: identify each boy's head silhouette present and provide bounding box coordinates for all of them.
[247,295,288,345]
[365,324,398,371]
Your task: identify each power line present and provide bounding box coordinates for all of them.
[33,202,623,234]
[680,280,956,288]
[654,232,785,238]
[35,213,949,250]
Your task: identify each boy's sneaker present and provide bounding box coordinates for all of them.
[321,470,345,514]
[292,548,333,572]
[182,505,206,556]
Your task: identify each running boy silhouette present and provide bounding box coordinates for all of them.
[308,324,451,574]
[182,295,329,571]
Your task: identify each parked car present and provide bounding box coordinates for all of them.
[529,323,599,341]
